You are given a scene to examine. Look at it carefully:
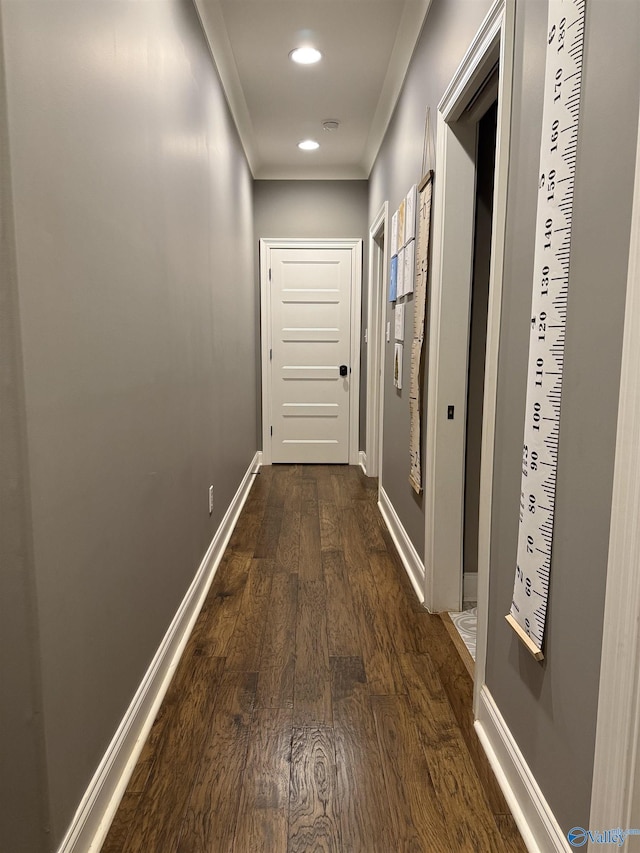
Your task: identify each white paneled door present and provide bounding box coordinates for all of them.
[262,241,361,464]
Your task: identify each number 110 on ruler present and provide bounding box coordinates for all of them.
[508,0,586,658]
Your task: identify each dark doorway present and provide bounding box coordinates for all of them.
[463,100,498,590]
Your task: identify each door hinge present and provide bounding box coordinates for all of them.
[270,348,272,361]
[268,268,272,282]
[270,425,273,436]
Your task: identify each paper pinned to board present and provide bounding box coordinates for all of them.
[409,171,433,494]
[404,239,415,296]
[389,255,398,302]
[395,302,405,341]
[397,199,406,252]
[394,342,403,390]
[391,210,399,258]
[397,246,405,298]
[405,185,417,244]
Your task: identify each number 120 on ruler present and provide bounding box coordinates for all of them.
[508,0,586,659]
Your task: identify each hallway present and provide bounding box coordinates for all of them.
[102,464,525,852]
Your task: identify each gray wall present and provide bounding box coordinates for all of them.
[253,180,369,450]
[485,0,640,833]
[0,7,49,849]
[1,0,258,848]
[369,0,493,551]
[254,180,369,241]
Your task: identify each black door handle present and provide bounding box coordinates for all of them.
[339,365,348,377]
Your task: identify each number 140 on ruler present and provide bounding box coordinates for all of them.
[507,0,586,660]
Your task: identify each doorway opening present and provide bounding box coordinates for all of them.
[447,98,498,667]
[421,0,515,707]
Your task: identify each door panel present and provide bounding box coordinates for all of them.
[270,248,352,463]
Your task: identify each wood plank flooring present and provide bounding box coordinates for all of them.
[102,464,525,853]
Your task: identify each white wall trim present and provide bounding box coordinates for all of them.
[349,241,364,466]
[56,452,262,853]
[439,0,504,122]
[588,93,640,845]
[365,201,389,480]
[359,450,367,475]
[259,238,362,466]
[475,686,571,853]
[192,0,258,174]
[423,109,475,614]
[378,486,425,606]
[474,0,515,714]
[260,239,274,466]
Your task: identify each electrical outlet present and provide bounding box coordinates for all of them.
[208,485,214,515]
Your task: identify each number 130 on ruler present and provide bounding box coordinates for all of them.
[506,0,586,660]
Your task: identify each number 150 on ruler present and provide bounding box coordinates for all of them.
[507,0,586,660]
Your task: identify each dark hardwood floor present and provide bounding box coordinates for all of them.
[102,464,525,853]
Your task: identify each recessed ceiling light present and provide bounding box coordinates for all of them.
[298,139,320,151]
[289,47,322,65]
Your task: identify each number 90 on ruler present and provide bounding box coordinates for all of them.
[507,0,586,661]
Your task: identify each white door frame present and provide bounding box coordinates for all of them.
[422,0,515,676]
[260,238,362,466]
[588,93,640,846]
[364,203,389,479]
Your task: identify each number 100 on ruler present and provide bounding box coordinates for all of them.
[508,0,586,658]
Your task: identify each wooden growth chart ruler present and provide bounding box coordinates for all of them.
[506,0,586,660]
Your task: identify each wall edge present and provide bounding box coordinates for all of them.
[378,486,425,606]
[475,685,571,853]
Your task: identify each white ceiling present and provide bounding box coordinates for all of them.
[193,0,432,179]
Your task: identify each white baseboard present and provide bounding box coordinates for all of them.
[378,486,425,605]
[463,571,478,603]
[57,451,262,853]
[475,686,570,853]
[359,450,367,475]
